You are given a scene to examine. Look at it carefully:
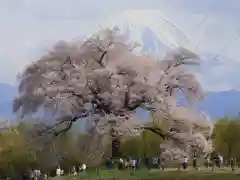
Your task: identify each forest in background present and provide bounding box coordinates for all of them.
[0,118,238,178]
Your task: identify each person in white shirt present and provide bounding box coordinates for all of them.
[207,157,211,168]
[79,163,86,172]
[82,164,86,171]
[219,155,223,168]
[61,169,64,175]
[131,159,136,169]
[182,156,188,170]
[72,166,77,175]
[56,166,61,176]
[118,158,124,170]
[119,158,123,164]
[33,169,38,180]
[30,169,34,180]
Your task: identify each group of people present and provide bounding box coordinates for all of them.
[28,163,87,180]
[105,156,165,171]
[179,153,225,171]
[55,166,64,177]
[24,153,240,179]
[105,157,141,170]
[69,163,87,176]
[204,153,224,168]
[182,155,207,170]
[118,157,141,170]
[205,154,239,171]
[146,156,165,170]
[29,169,45,180]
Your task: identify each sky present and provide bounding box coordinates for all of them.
[1,0,240,91]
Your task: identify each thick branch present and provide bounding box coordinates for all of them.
[127,99,145,111]
[98,51,107,67]
[140,126,184,145]
[36,108,95,137]
[142,126,166,139]
[91,41,113,67]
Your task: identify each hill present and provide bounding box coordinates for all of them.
[0,83,17,120]
[0,83,239,120]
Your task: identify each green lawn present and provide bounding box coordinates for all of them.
[51,167,240,180]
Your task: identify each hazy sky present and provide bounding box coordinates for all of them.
[1,0,240,91]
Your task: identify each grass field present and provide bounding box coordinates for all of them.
[51,167,240,180]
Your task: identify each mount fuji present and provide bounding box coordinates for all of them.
[0,10,240,120]
[101,10,188,56]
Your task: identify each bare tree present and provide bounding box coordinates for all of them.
[13,27,213,160]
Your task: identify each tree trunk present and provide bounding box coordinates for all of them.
[112,137,121,158]
[142,131,147,159]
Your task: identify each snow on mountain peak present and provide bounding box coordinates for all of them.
[100,9,188,55]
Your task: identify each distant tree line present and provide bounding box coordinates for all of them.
[0,118,237,178]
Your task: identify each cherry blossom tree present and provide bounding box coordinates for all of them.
[13,27,213,160]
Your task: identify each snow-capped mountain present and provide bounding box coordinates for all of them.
[100,10,188,56]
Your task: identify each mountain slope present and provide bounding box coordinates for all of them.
[102,10,188,57]
[0,83,17,120]
[198,91,240,118]
[0,83,17,102]
[0,83,239,120]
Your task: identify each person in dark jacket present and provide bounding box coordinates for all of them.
[136,157,140,170]
[193,155,197,170]
[145,157,151,169]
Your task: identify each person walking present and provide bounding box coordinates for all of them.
[219,155,223,168]
[72,166,77,175]
[182,156,188,170]
[56,166,61,176]
[131,159,136,170]
[193,155,197,170]
[136,157,140,170]
[30,169,34,180]
[207,157,211,168]
[43,173,47,180]
[160,157,165,171]
[106,158,112,170]
[36,169,41,180]
[118,158,124,170]
[123,158,129,169]
[60,169,64,176]
[79,163,86,172]
[230,158,235,171]
[33,169,38,180]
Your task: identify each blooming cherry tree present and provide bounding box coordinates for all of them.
[13,27,213,160]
